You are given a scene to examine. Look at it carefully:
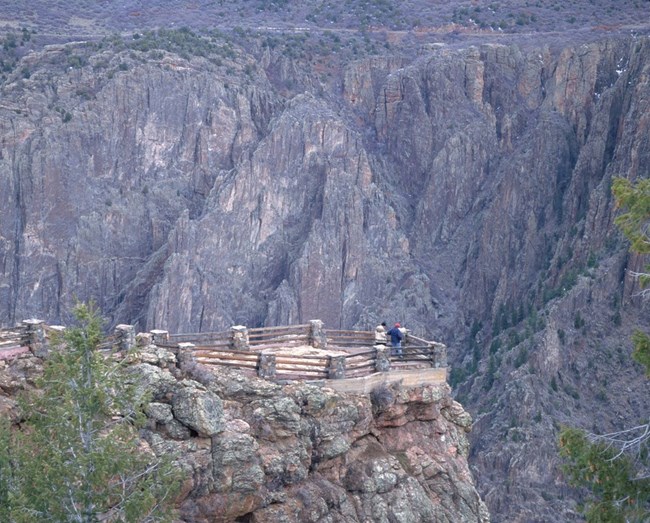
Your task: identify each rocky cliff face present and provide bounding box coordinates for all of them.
[1,31,650,521]
[2,35,648,336]
[0,340,488,522]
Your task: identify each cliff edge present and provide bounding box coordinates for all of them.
[0,339,489,523]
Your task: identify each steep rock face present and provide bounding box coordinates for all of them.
[0,48,280,326]
[2,37,648,336]
[0,342,489,523]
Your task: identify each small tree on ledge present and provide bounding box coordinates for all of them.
[0,302,180,523]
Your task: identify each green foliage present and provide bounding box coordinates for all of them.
[0,303,180,522]
[514,345,529,368]
[559,428,650,522]
[631,330,650,376]
[613,177,650,377]
[484,354,497,391]
[612,177,650,256]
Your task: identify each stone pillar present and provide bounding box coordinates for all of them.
[432,343,448,368]
[309,319,328,349]
[114,324,136,352]
[150,329,169,345]
[178,342,195,354]
[177,342,196,370]
[258,353,276,380]
[374,345,391,372]
[230,325,249,351]
[136,332,152,348]
[328,355,346,379]
[23,319,47,357]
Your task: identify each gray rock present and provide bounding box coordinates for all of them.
[172,385,224,437]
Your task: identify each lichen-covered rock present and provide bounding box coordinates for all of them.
[168,362,488,523]
[128,362,177,400]
[172,381,224,437]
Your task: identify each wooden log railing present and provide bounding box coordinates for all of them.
[274,353,330,380]
[1,319,448,384]
[343,349,377,378]
[180,343,439,382]
[0,325,29,354]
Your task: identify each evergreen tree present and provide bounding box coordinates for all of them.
[0,303,180,522]
[559,177,650,522]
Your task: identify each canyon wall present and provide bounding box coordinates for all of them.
[1,32,649,521]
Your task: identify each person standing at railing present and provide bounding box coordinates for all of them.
[386,323,404,359]
[375,322,387,345]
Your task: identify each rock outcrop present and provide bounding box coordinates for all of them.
[0,339,489,523]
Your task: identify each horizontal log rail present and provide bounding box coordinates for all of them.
[327,330,375,343]
[275,372,329,380]
[195,358,259,369]
[249,331,306,341]
[273,354,330,362]
[0,339,26,348]
[345,349,377,358]
[168,331,229,342]
[328,341,376,347]
[249,339,307,348]
[346,361,376,372]
[194,351,259,361]
[249,324,310,333]
[184,340,231,348]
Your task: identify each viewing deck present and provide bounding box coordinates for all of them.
[1,319,448,394]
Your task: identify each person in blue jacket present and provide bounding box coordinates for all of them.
[386,323,403,358]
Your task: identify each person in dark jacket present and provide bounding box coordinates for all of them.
[386,323,403,358]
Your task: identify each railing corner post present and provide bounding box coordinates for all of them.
[22,319,46,357]
[328,355,346,379]
[433,343,447,368]
[374,345,391,372]
[177,342,196,369]
[230,325,249,351]
[114,324,136,352]
[150,329,169,345]
[258,353,276,380]
[309,319,327,349]
[177,342,195,353]
[136,332,152,348]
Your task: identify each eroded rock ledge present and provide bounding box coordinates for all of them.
[1,339,489,522]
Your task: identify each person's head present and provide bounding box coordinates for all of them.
[395,322,400,328]
[381,322,386,327]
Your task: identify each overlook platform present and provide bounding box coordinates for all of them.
[153,320,448,392]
